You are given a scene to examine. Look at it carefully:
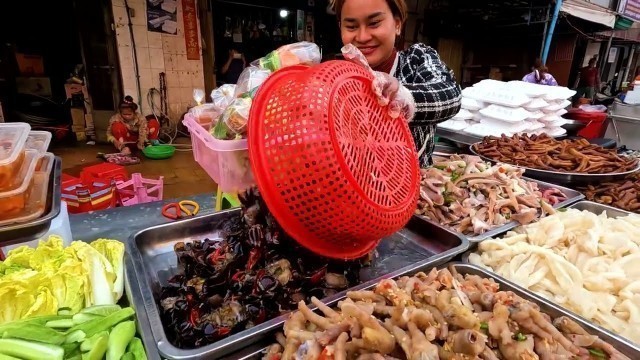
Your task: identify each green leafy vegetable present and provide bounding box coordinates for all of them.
[0,338,64,360]
[80,331,108,352]
[480,322,488,330]
[65,330,86,344]
[46,319,75,329]
[80,305,121,317]
[81,332,108,360]
[106,321,136,360]
[67,307,134,338]
[90,240,125,301]
[72,313,102,325]
[1,323,66,345]
[127,337,147,360]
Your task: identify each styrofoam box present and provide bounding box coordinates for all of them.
[479,104,532,122]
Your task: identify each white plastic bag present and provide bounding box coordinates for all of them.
[234,66,272,97]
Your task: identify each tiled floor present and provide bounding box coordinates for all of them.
[51,139,217,200]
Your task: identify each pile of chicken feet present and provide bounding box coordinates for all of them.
[263,266,629,360]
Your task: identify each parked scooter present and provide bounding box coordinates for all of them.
[593,76,621,107]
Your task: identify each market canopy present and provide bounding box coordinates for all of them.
[561,0,617,28]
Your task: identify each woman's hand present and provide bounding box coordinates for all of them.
[137,141,146,151]
[341,44,415,121]
[371,72,415,121]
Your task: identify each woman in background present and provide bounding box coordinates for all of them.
[107,96,159,155]
[523,59,558,86]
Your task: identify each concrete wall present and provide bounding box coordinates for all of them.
[111,0,205,121]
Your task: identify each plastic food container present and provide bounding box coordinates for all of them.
[189,104,221,126]
[25,130,52,153]
[0,150,43,221]
[0,123,30,190]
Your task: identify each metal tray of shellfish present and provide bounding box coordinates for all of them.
[221,263,640,359]
[126,208,469,359]
[417,176,584,244]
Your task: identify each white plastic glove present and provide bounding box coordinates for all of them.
[341,44,415,121]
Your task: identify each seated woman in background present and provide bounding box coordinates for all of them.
[107,96,160,155]
[523,59,558,86]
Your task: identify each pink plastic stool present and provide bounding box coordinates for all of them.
[116,173,164,206]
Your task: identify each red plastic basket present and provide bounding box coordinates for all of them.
[249,61,420,259]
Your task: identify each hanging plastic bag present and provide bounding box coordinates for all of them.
[211,84,236,111]
[254,42,322,71]
[234,66,272,97]
[210,97,252,140]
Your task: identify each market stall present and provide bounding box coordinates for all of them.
[4,39,640,360]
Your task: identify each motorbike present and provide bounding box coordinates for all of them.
[593,76,621,107]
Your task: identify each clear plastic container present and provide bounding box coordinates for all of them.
[183,114,254,193]
[189,104,223,126]
[25,131,52,153]
[0,150,43,221]
[0,123,31,190]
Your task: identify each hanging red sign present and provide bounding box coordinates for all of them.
[182,0,200,60]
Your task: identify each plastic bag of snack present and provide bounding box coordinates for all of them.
[210,97,252,140]
[211,84,236,111]
[254,42,321,71]
[234,66,272,97]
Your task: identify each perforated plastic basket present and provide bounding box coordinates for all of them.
[249,61,420,259]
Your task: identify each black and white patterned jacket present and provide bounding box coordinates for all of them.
[393,43,461,166]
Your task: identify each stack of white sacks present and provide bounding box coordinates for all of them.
[439,80,577,138]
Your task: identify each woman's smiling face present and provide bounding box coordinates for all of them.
[340,0,401,68]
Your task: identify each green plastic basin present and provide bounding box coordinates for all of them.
[143,145,175,159]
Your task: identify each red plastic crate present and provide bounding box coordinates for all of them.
[80,163,128,184]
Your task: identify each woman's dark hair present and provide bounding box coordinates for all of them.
[119,95,138,112]
[532,58,548,84]
[333,0,408,24]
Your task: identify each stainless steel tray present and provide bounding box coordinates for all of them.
[223,262,640,359]
[568,200,634,217]
[417,176,584,243]
[0,156,62,247]
[127,209,469,359]
[124,255,162,360]
[436,128,482,146]
[469,143,640,185]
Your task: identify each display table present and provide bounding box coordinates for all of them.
[69,193,217,360]
[69,193,217,242]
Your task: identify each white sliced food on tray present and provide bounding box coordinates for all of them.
[479,104,532,122]
[556,108,568,116]
[461,97,485,111]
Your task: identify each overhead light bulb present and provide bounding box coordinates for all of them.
[280,9,289,18]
